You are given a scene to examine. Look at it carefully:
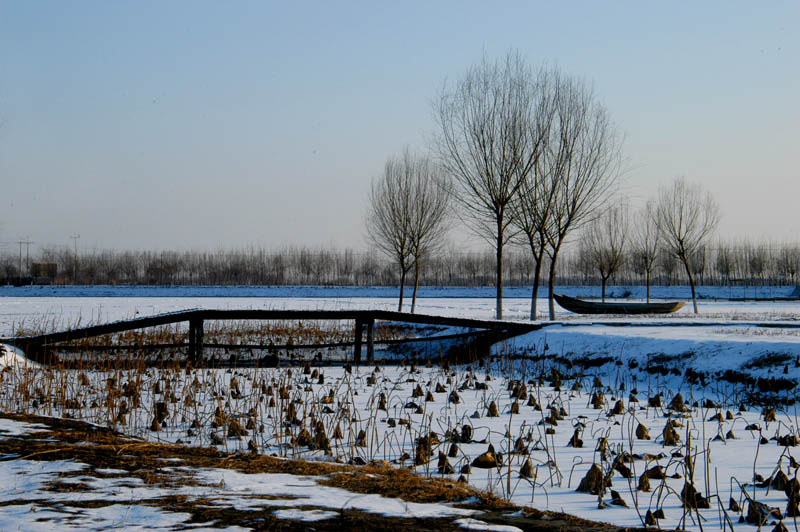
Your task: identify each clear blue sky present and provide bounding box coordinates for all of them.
[1,1,797,253]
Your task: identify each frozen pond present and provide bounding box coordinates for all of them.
[1,284,799,337]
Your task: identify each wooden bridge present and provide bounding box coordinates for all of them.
[1,309,543,366]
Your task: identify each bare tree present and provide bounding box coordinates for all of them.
[435,50,548,319]
[715,241,734,285]
[631,202,660,302]
[583,203,628,301]
[365,149,451,312]
[744,240,768,284]
[406,155,451,313]
[653,177,720,313]
[777,244,800,285]
[690,246,707,285]
[509,68,559,320]
[543,75,623,319]
[365,154,414,311]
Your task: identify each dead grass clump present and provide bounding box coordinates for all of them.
[648,394,662,408]
[746,499,782,526]
[567,428,583,448]
[415,435,433,465]
[227,418,248,439]
[437,452,455,474]
[519,458,534,479]
[527,394,538,408]
[680,482,710,509]
[213,406,227,426]
[295,428,312,447]
[662,420,681,446]
[576,463,608,495]
[613,460,631,479]
[460,424,473,444]
[471,444,499,469]
[668,393,686,412]
[590,392,604,409]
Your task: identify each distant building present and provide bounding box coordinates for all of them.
[31,263,58,284]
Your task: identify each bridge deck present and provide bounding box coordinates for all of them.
[1,309,543,365]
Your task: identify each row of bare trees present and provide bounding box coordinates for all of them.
[366,51,733,317]
[369,52,624,318]
[581,179,720,313]
[2,240,798,289]
[365,150,450,312]
[437,53,625,320]
[368,52,626,318]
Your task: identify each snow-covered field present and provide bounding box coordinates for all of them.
[2,286,800,530]
[2,287,800,338]
[0,416,483,532]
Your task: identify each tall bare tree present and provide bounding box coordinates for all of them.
[631,202,660,302]
[365,149,451,312]
[583,203,628,301]
[365,154,414,311]
[509,68,559,320]
[543,75,623,319]
[653,177,720,313]
[406,153,451,313]
[435,51,548,319]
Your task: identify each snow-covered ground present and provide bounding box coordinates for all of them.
[2,287,799,338]
[0,418,483,532]
[2,286,800,530]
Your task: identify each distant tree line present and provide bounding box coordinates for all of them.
[2,240,798,288]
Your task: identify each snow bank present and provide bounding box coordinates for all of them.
[0,344,38,369]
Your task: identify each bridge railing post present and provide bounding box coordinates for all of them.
[189,318,204,363]
[366,318,374,364]
[353,318,363,364]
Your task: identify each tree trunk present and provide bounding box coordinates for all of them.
[496,221,504,320]
[646,269,651,303]
[601,277,607,302]
[547,240,564,320]
[530,255,543,321]
[528,233,545,321]
[398,268,407,312]
[411,260,420,314]
[681,255,699,314]
[548,257,557,320]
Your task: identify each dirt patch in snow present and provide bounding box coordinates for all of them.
[0,412,639,532]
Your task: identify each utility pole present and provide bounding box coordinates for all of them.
[16,238,33,280]
[70,234,80,283]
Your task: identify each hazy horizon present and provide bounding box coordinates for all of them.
[2,1,797,255]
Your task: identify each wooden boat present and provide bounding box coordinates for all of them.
[554,294,685,315]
